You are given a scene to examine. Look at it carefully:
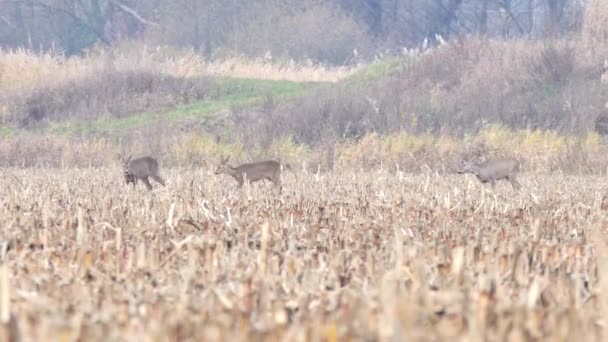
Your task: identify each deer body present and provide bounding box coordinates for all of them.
[215,156,284,191]
[121,155,166,190]
[458,158,521,190]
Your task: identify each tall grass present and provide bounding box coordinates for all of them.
[3,127,608,175]
[0,45,359,128]
[0,45,357,96]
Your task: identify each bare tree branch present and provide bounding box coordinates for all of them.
[0,15,15,28]
[109,0,159,27]
[499,2,525,35]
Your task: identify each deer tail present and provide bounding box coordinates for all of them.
[152,175,166,186]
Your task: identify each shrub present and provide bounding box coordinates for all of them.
[233,37,603,141]
[11,70,212,127]
[526,43,575,86]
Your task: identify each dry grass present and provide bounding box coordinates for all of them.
[1,167,608,340]
[4,127,608,175]
[0,46,357,97]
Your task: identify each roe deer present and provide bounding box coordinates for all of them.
[457,158,521,190]
[214,155,290,192]
[121,155,166,190]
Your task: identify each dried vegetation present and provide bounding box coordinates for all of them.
[1,168,608,340]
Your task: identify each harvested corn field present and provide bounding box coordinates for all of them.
[1,168,608,341]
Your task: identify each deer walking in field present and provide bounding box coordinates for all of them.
[457,157,521,190]
[121,155,166,190]
[214,155,290,192]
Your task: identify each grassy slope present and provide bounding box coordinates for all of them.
[44,78,317,136]
[341,57,413,86]
[2,59,401,138]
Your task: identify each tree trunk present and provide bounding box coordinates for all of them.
[479,0,489,35]
[545,0,565,37]
[528,0,535,37]
[439,0,463,38]
[11,3,28,48]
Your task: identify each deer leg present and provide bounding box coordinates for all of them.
[142,177,153,190]
[151,175,166,186]
[509,176,521,190]
[271,177,282,193]
[505,175,513,189]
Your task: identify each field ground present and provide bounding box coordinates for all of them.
[1,168,608,340]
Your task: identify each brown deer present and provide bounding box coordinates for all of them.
[120,155,166,190]
[214,155,290,191]
[457,157,521,190]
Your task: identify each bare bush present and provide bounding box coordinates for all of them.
[12,70,212,127]
[228,37,601,139]
[231,85,371,148]
[527,43,575,86]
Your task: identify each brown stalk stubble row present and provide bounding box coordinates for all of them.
[0,168,607,341]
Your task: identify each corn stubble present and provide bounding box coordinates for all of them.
[0,167,607,341]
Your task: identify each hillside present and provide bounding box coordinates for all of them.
[1,34,608,173]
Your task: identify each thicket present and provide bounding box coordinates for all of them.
[242,39,604,143]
